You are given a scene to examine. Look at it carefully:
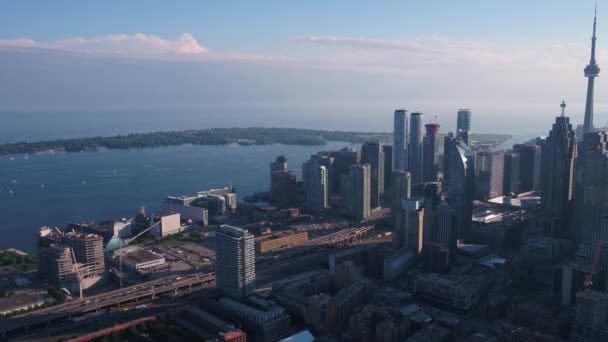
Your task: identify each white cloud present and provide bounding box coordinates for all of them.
[0,33,299,66]
[0,33,207,59]
[294,34,595,82]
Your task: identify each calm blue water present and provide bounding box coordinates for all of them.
[0,141,357,253]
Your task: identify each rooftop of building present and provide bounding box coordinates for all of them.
[122,250,164,264]
[167,187,235,202]
[478,255,507,269]
[488,191,541,208]
[218,224,252,238]
[457,242,490,256]
[278,330,314,342]
[472,204,519,223]
[417,272,463,286]
[63,232,103,240]
[308,293,332,304]
[408,310,433,325]
[246,294,282,311]
[197,187,235,196]
[219,295,286,321]
[400,303,423,316]
[184,305,230,331]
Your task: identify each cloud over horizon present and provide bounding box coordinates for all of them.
[0,33,207,59]
[1,31,607,135]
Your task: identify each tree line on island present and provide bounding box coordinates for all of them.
[0,127,511,156]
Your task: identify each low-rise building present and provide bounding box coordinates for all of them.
[255,231,308,253]
[148,213,181,238]
[413,267,493,313]
[216,296,291,342]
[121,250,165,271]
[180,305,247,342]
[167,187,237,224]
[469,201,527,251]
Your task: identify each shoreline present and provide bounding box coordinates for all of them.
[0,127,511,157]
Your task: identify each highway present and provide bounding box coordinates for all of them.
[0,273,215,337]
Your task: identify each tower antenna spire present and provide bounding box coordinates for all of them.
[560,100,566,117]
[584,4,600,133]
[592,2,598,63]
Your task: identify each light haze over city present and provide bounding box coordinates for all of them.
[0,1,606,136]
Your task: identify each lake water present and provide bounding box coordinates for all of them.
[0,141,358,253]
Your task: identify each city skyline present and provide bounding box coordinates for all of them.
[1,1,607,134]
[4,3,608,341]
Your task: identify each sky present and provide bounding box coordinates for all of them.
[0,1,606,134]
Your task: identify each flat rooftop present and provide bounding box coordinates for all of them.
[472,202,520,223]
[122,250,163,264]
[218,225,251,238]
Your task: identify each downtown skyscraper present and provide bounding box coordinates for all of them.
[305,164,329,211]
[393,109,408,172]
[347,164,371,220]
[457,109,472,134]
[423,122,440,183]
[445,135,475,237]
[475,150,505,200]
[503,151,520,195]
[408,112,424,193]
[361,141,384,208]
[540,102,576,238]
[513,144,541,191]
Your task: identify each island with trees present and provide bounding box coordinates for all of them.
[0,127,511,156]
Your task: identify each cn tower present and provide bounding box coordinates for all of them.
[583,4,600,134]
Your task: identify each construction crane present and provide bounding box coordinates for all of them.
[69,247,83,300]
[584,240,603,289]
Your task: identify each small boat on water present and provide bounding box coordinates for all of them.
[236,139,255,146]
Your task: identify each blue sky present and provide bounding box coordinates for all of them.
[0,1,605,134]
